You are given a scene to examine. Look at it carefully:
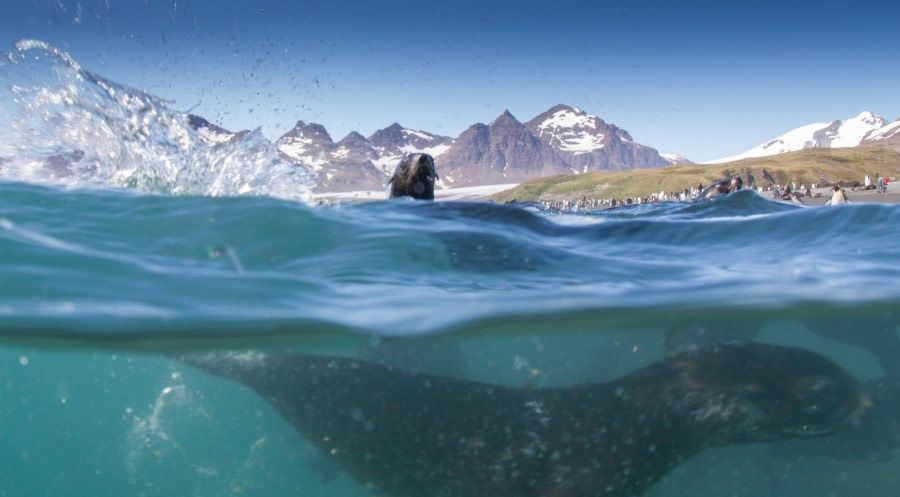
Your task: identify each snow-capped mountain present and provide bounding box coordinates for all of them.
[274,122,389,192]
[525,104,673,171]
[367,124,453,175]
[275,121,337,170]
[660,153,690,164]
[272,121,457,192]
[708,112,897,163]
[437,110,573,187]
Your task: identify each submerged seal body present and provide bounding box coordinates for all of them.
[185,343,869,497]
[388,153,438,200]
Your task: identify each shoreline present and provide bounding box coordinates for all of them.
[313,184,900,206]
[311,183,519,203]
[798,186,900,206]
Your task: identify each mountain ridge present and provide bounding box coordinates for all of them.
[189,107,900,193]
[189,105,680,192]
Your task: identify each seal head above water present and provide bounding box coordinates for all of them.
[698,177,743,199]
[184,342,869,497]
[388,153,438,200]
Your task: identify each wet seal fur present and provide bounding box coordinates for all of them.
[698,177,743,199]
[388,153,438,200]
[184,342,870,497]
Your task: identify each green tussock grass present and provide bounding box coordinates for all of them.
[492,147,900,203]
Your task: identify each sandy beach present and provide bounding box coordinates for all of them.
[793,186,900,206]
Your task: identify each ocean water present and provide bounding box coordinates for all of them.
[1,42,899,496]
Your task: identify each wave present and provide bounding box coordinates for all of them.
[0,40,314,202]
[0,182,897,342]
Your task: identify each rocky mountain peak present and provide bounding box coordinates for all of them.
[492,109,519,126]
[545,103,576,114]
[337,131,371,148]
[524,105,669,171]
[854,111,888,128]
[367,123,405,149]
[281,121,333,142]
[276,120,336,167]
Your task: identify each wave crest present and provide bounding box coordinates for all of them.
[0,40,314,202]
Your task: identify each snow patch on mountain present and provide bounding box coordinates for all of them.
[660,153,690,164]
[371,142,453,176]
[831,111,888,147]
[541,106,595,129]
[277,140,330,170]
[535,106,606,154]
[865,119,900,141]
[401,142,452,157]
[402,129,437,142]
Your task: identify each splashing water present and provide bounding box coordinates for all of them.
[0,40,313,202]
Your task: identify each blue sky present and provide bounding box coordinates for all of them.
[3,0,899,162]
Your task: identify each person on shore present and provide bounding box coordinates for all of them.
[825,185,851,206]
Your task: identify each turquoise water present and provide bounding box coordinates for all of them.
[1,42,898,496]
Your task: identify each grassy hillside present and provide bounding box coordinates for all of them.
[492,147,900,203]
